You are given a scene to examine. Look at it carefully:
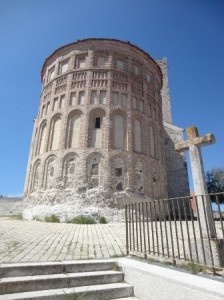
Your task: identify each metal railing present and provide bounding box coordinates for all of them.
[125,192,224,269]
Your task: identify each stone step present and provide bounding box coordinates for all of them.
[0,270,124,295]
[0,259,115,278]
[0,282,134,300]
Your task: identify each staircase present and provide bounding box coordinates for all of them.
[0,259,138,300]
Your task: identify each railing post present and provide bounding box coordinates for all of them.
[125,204,129,255]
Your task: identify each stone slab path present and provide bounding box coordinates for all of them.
[0,219,126,263]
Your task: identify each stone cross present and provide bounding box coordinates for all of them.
[175,126,216,238]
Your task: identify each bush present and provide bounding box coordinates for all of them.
[99,216,107,224]
[44,215,60,223]
[69,215,96,224]
[33,217,41,221]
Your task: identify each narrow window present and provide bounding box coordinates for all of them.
[99,90,106,104]
[134,119,142,153]
[41,105,45,117]
[140,100,144,112]
[47,67,55,82]
[78,91,85,105]
[116,182,123,191]
[150,126,155,157]
[59,95,65,108]
[91,163,99,175]
[132,97,137,110]
[147,72,153,83]
[121,94,127,108]
[116,60,124,70]
[95,117,101,128]
[148,105,151,116]
[53,98,58,111]
[115,167,122,177]
[97,56,106,67]
[153,108,156,119]
[68,114,81,148]
[77,57,85,68]
[60,61,68,74]
[50,118,62,150]
[46,102,50,114]
[39,124,47,155]
[112,92,119,106]
[70,92,76,106]
[134,65,139,75]
[90,91,97,104]
[114,114,125,150]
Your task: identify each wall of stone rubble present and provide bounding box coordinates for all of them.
[23,187,151,222]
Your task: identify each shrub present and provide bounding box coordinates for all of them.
[69,215,96,224]
[33,217,41,221]
[99,216,107,224]
[44,214,60,223]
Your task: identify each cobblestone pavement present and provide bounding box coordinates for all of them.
[0,218,126,263]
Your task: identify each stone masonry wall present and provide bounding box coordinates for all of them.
[0,197,24,216]
[164,122,190,198]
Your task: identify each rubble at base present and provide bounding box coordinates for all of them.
[23,186,150,223]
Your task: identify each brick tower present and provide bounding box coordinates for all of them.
[23,39,188,221]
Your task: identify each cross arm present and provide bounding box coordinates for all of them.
[175,141,189,152]
[193,133,215,147]
[175,133,215,153]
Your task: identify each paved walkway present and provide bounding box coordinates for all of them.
[0,218,126,263]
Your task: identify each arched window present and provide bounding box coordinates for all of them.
[149,126,155,157]
[67,113,81,148]
[36,122,47,155]
[43,156,56,189]
[114,114,125,150]
[87,153,102,188]
[63,153,78,188]
[134,119,142,153]
[49,116,62,150]
[88,109,105,148]
[31,160,41,192]
[39,124,47,154]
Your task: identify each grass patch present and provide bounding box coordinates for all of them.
[44,214,60,223]
[143,256,215,275]
[66,293,86,300]
[112,262,119,271]
[7,214,23,220]
[178,261,209,275]
[99,216,107,224]
[69,215,96,224]
[10,240,20,247]
[110,253,126,258]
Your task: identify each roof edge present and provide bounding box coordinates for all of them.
[41,38,163,80]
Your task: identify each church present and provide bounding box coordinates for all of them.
[23,38,189,221]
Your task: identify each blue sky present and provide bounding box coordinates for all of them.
[0,0,223,196]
